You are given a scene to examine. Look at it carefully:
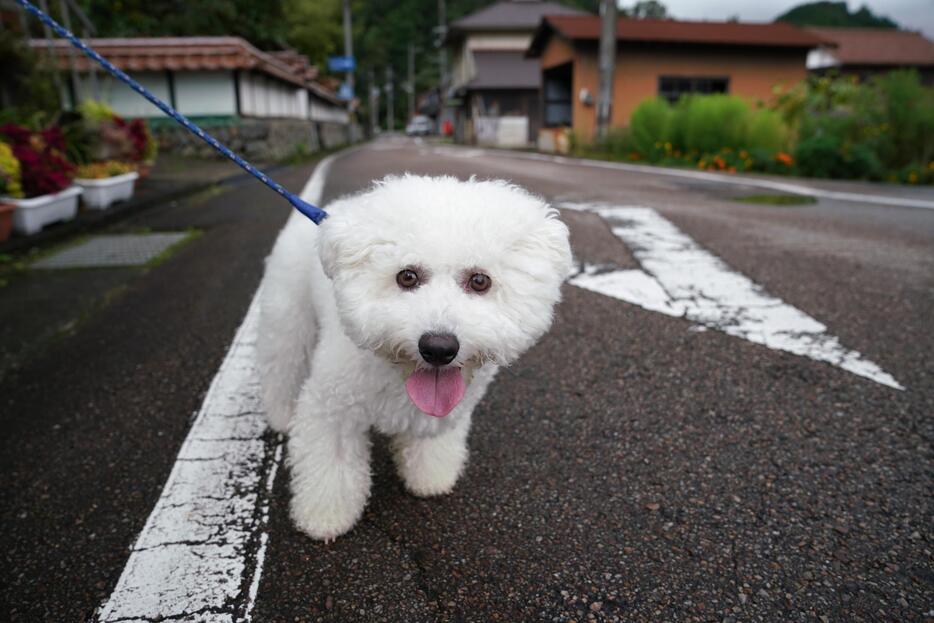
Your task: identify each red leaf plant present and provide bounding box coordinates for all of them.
[0,124,75,197]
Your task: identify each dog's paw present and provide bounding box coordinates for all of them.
[289,490,365,541]
[392,435,468,498]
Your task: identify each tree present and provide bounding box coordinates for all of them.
[74,0,290,48]
[775,1,898,29]
[283,0,343,68]
[623,0,668,20]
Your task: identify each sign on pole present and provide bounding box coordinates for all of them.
[328,56,356,73]
[337,83,354,101]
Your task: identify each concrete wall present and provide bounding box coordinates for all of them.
[76,71,171,118]
[175,71,237,116]
[153,117,352,161]
[73,69,322,120]
[539,38,809,140]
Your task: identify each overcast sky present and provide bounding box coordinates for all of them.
[655,0,934,38]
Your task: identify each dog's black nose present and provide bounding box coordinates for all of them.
[418,333,459,366]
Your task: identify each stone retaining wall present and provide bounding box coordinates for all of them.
[152,118,354,161]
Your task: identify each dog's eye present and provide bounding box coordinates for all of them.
[396,269,419,289]
[468,273,491,293]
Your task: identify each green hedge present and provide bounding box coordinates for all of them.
[579,70,934,184]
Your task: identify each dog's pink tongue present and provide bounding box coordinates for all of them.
[405,368,466,417]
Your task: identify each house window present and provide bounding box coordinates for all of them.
[658,76,729,103]
[543,63,573,127]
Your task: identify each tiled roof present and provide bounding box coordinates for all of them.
[467,50,541,89]
[451,0,588,32]
[528,15,828,55]
[29,36,338,99]
[808,27,934,66]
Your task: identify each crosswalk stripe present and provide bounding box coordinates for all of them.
[568,204,903,390]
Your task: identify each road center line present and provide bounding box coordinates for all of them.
[96,153,339,623]
[567,204,904,390]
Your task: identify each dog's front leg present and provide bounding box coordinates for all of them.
[391,413,472,497]
[287,401,371,541]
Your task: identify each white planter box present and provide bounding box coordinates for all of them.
[2,186,83,235]
[75,171,139,210]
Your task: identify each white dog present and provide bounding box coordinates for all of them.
[257,174,572,540]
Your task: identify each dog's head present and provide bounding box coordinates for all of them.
[318,175,572,417]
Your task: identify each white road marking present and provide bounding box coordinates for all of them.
[431,145,934,211]
[96,153,339,622]
[568,205,904,390]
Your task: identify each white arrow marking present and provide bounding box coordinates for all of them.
[568,205,903,390]
[96,152,340,622]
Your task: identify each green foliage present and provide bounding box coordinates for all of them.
[0,29,60,120]
[745,109,788,153]
[792,70,934,181]
[284,0,343,68]
[0,141,24,199]
[582,70,933,184]
[578,94,794,175]
[78,100,117,122]
[676,95,751,154]
[733,194,817,206]
[75,0,289,49]
[623,0,668,19]
[630,98,671,156]
[775,1,898,28]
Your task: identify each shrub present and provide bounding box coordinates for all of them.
[676,95,751,154]
[0,124,75,197]
[595,128,636,159]
[0,141,23,198]
[869,70,934,170]
[790,70,933,181]
[746,109,788,153]
[630,98,671,156]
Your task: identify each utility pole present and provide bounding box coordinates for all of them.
[58,0,81,107]
[368,68,379,135]
[596,0,617,140]
[436,0,447,90]
[385,65,394,132]
[407,43,416,120]
[342,0,354,107]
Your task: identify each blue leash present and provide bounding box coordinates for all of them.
[15,0,328,224]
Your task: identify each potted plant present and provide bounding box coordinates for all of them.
[79,101,157,178]
[74,160,139,210]
[0,123,81,235]
[0,142,21,242]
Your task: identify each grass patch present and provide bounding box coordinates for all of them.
[144,228,202,268]
[732,193,817,206]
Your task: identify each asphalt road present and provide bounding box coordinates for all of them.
[1,139,932,622]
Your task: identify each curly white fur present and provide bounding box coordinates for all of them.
[257,175,572,540]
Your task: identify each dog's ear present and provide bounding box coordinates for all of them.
[511,209,574,284]
[317,209,372,280]
[317,214,347,280]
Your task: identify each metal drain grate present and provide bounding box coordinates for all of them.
[32,233,191,269]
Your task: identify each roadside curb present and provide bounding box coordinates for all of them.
[0,163,292,257]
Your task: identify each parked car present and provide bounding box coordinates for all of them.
[405,116,433,136]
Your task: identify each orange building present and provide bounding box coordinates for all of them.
[527,16,827,144]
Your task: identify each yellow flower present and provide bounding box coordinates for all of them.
[0,141,23,198]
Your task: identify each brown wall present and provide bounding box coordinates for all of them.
[540,38,809,140]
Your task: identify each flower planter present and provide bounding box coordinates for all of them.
[3,186,82,235]
[0,203,15,242]
[75,171,139,210]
